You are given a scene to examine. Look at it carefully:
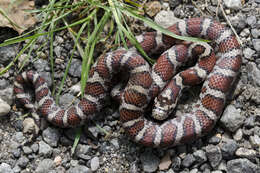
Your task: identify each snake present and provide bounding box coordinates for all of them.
[14,18,242,147]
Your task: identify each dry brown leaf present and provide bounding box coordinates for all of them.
[0,0,37,34]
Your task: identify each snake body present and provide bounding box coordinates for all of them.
[14,18,242,147]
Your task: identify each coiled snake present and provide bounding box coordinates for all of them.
[14,18,242,147]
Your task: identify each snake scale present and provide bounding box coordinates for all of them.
[14,18,242,147]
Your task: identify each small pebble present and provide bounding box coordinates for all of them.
[227,158,260,172]
[140,150,160,172]
[159,153,172,170]
[224,0,243,10]
[42,127,60,147]
[220,105,244,132]
[249,135,260,148]
[0,98,10,116]
[235,147,257,159]
[0,163,14,173]
[145,1,162,17]
[90,156,100,171]
[181,154,196,168]
[252,39,260,52]
[39,141,53,157]
[35,159,54,173]
[206,145,222,168]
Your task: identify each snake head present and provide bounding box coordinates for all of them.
[152,95,175,121]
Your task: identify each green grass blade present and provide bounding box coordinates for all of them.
[122,8,210,43]
[71,127,82,155]
[81,10,111,97]
[55,20,89,103]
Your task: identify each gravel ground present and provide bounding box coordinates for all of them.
[0,0,260,173]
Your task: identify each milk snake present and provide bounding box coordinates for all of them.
[14,18,242,147]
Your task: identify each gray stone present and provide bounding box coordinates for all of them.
[0,86,13,105]
[129,161,139,173]
[67,165,92,173]
[0,45,17,65]
[90,156,99,171]
[208,135,221,144]
[0,79,9,89]
[0,163,14,173]
[235,147,257,159]
[37,35,47,44]
[13,165,21,173]
[252,39,260,51]
[69,59,82,77]
[140,150,160,172]
[182,154,196,168]
[206,145,222,168]
[16,156,29,168]
[220,105,244,132]
[33,59,48,72]
[87,126,99,138]
[42,127,60,147]
[193,150,207,165]
[224,0,242,9]
[70,160,79,167]
[211,171,223,173]
[221,139,238,159]
[190,168,199,173]
[14,132,25,143]
[243,48,256,60]
[227,158,260,173]
[169,0,181,8]
[251,29,260,38]
[246,16,257,28]
[12,148,21,158]
[233,129,243,141]
[55,36,64,44]
[247,62,260,86]
[54,46,63,57]
[251,90,260,104]
[218,160,227,172]
[39,141,53,157]
[22,146,33,155]
[35,159,55,173]
[254,125,260,135]
[166,168,175,173]
[199,163,211,172]
[240,28,250,37]
[75,144,91,160]
[172,156,181,171]
[0,98,10,116]
[249,135,260,148]
[244,116,256,127]
[230,14,247,31]
[110,138,120,150]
